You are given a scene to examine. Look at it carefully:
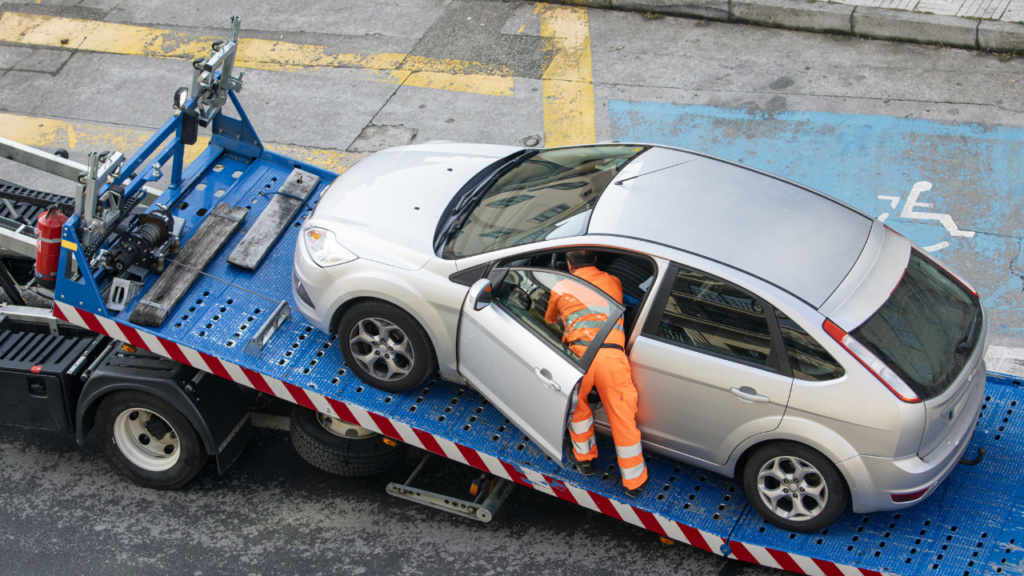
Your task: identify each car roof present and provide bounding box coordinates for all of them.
[587,146,874,308]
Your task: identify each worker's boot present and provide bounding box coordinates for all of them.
[624,477,649,499]
[566,449,596,476]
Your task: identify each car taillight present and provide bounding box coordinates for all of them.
[822,319,920,404]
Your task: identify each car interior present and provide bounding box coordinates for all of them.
[498,249,657,345]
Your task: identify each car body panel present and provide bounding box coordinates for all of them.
[819,222,912,332]
[310,142,520,271]
[457,277,597,462]
[589,146,874,307]
[629,335,794,465]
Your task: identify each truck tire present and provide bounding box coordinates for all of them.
[290,406,408,476]
[337,301,436,393]
[94,391,207,489]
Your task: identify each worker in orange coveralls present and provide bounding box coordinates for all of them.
[544,251,649,498]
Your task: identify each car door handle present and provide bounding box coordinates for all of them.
[535,368,561,391]
[730,386,769,403]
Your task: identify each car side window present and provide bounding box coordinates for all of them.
[494,268,621,366]
[775,310,846,381]
[645,267,774,367]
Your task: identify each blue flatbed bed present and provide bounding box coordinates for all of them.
[50,91,1024,576]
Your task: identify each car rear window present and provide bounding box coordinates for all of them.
[850,250,981,401]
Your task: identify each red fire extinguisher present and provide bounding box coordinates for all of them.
[35,206,67,289]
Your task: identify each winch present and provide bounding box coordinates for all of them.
[105,208,181,275]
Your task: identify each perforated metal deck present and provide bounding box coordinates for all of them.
[50,107,1024,576]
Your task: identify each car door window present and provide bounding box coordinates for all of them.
[494,268,623,367]
[644,267,774,367]
[775,311,845,381]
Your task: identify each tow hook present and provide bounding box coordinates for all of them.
[959,446,986,466]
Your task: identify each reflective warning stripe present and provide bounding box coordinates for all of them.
[565,306,612,325]
[569,417,593,434]
[620,460,646,481]
[615,442,643,459]
[572,436,595,454]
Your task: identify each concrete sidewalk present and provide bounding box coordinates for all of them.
[547,0,1024,51]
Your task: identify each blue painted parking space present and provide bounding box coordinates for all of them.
[608,102,1024,340]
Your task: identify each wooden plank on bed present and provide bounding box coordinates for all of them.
[227,168,319,271]
[129,202,249,327]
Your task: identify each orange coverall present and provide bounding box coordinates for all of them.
[545,266,648,490]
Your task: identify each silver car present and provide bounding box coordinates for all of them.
[292,142,986,532]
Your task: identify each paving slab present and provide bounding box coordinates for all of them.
[979,17,1024,49]
[103,0,450,39]
[853,5,980,48]
[11,48,71,74]
[731,0,855,34]
[371,77,545,146]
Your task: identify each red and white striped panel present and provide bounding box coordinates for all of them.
[54,302,888,576]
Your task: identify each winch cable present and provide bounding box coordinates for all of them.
[164,258,301,314]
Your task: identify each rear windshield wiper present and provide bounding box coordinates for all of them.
[957,305,980,353]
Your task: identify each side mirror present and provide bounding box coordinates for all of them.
[468,279,493,311]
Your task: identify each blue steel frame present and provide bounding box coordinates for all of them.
[53,91,335,315]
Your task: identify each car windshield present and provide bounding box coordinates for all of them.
[441,145,647,258]
[851,250,982,401]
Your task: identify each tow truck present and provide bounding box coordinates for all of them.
[0,18,1020,575]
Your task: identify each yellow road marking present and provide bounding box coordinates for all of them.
[0,112,363,175]
[540,4,596,147]
[0,12,514,97]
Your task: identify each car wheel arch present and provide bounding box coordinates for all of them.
[329,295,446,368]
[727,425,858,486]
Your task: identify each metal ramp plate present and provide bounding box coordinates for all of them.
[53,148,1024,576]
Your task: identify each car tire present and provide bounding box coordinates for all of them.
[743,442,847,533]
[337,301,436,393]
[290,406,409,476]
[94,391,207,489]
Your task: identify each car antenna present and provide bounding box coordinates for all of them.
[614,158,698,186]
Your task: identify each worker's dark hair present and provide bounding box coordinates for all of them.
[567,250,597,269]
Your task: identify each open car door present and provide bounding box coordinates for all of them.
[457,268,624,463]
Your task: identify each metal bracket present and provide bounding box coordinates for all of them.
[106,277,143,312]
[244,299,291,357]
[191,16,244,127]
[385,454,515,523]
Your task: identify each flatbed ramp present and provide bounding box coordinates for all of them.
[47,144,1024,576]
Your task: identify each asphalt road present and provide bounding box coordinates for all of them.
[2,0,1024,574]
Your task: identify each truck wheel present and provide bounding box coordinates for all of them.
[94,391,207,489]
[743,442,847,533]
[337,301,436,393]
[290,406,408,476]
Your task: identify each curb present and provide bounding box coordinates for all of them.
[544,0,1024,52]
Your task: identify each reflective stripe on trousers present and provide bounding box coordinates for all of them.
[567,348,648,490]
[572,436,595,455]
[620,460,646,481]
[568,417,593,435]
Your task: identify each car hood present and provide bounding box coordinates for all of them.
[308,142,521,270]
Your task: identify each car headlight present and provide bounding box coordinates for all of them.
[303,227,357,267]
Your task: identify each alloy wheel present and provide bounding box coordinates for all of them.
[348,317,415,382]
[756,455,828,522]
